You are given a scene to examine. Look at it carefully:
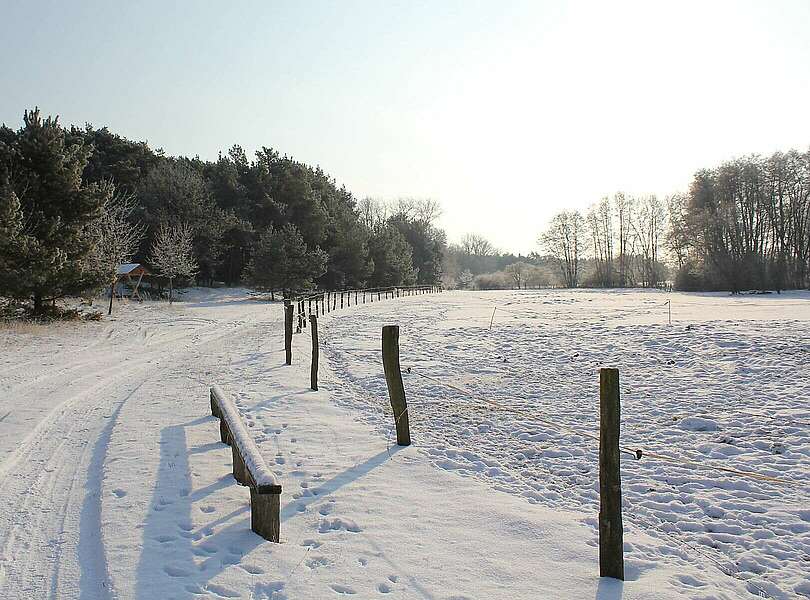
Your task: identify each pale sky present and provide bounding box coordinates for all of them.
[3,0,810,254]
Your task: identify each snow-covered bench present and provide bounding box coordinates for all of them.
[210,385,282,542]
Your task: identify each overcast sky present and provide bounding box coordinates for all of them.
[3,0,810,254]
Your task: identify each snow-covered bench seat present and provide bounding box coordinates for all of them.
[210,385,282,542]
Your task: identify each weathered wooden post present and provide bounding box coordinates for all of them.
[363,290,366,303]
[382,325,411,446]
[309,313,319,391]
[355,290,358,305]
[284,301,293,365]
[250,488,280,542]
[599,367,624,580]
[341,292,344,309]
[378,290,381,301]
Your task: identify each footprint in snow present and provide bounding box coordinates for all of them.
[253,581,286,599]
[318,517,361,533]
[240,564,265,575]
[329,584,356,595]
[163,565,190,577]
[205,583,240,598]
[306,555,330,569]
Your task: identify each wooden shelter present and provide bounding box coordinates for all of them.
[116,263,150,300]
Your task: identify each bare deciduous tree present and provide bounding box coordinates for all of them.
[631,195,667,287]
[460,233,495,256]
[540,211,584,288]
[505,261,530,289]
[587,197,615,287]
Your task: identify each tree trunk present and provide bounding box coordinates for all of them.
[108,281,115,315]
[169,278,173,304]
[32,293,43,315]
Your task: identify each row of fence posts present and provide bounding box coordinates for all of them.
[280,286,625,581]
[290,286,441,335]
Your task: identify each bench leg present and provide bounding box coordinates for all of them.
[250,489,280,542]
[220,420,231,445]
[232,445,248,485]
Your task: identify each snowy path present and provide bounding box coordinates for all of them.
[0,292,273,598]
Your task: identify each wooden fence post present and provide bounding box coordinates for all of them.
[382,325,411,446]
[341,292,344,309]
[309,313,319,391]
[284,301,293,365]
[296,300,302,333]
[599,367,624,580]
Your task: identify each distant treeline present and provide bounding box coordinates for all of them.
[0,108,445,313]
[442,148,810,293]
[533,150,810,292]
[670,151,810,291]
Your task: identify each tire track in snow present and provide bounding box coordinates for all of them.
[0,301,275,599]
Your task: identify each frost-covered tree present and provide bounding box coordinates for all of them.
[505,261,532,289]
[84,183,145,313]
[149,222,198,303]
[457,269,474,289]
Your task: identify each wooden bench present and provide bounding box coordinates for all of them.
[210,385,282,542]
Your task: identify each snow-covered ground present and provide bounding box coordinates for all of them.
[321,289,810,599]
[0,288,806,599]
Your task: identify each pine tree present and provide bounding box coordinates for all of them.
[0,109,107,313]
[247,224,327,294]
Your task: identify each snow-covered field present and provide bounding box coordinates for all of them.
[322,289,810,599]
[0,288,807,599]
